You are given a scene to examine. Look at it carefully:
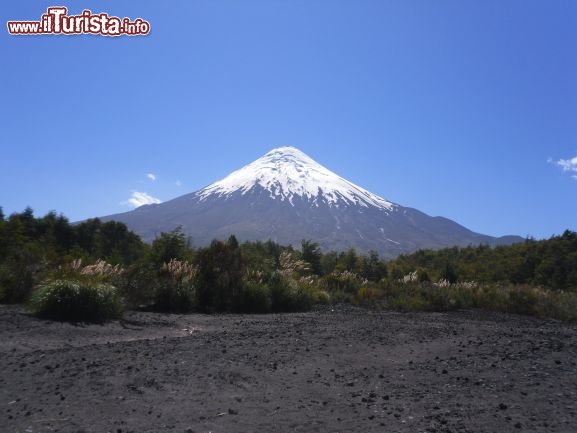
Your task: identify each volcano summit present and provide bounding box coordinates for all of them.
[101,147,521,258]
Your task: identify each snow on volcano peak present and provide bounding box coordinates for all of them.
[197,146,395,211]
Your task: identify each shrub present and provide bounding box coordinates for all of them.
[0,245,46,304]
[153,279,195,313]
[269,272,314,312]
[234,281,271,313]
[269,273,295,311]
[376,279,577,321]
[0,264,35,304]
[388,292,429,312]
[418,269,431,283]
[49,258,125,285]
[314,290,331,305]
[76,258,124,281]
[472,285,506,311]
[506,286,540,316]
[327,289,350,304]
[153,259,197,313]
[355,285,383,305]
[323,271,364,295]
[425,284,462,311]
[400,271,418,284]
[537,290,577,321]
[278,251,311,277]
[113,262,157,308]
[29,279,123,322]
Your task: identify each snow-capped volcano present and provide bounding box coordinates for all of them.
[197,146,394,211]
[101,146,522,257]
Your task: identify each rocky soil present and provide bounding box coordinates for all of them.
[1,304,576,433]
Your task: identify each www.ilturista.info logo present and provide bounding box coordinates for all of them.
[7,7,150,36]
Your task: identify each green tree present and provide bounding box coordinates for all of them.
[227,234,239,249]
[440,262,458,284]
[336,248,359,272]
[301,239,322,275]
[360,250,387,281]
[150,227,192,266]
[195,239,243,312]
[418,268,431,283]
[321,251,338,275]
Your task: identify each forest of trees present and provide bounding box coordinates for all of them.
[0,207,575,321]
[389,231,577,291]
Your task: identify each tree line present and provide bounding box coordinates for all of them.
[0,207,575,320]
[389,232,577,291]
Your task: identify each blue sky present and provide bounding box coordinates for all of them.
[1,1,576,239]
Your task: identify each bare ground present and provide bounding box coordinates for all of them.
[1,304,576,433]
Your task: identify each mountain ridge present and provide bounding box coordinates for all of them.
[100,147,523,258]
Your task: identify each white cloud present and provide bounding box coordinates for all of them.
[556,156,577,173]
[175,180,182,187]
[126,191,161,208]
[147,173,157,181]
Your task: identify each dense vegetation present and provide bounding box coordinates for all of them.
[389,232,577,291]
[0,207,144,304]
[0,207,575,322]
